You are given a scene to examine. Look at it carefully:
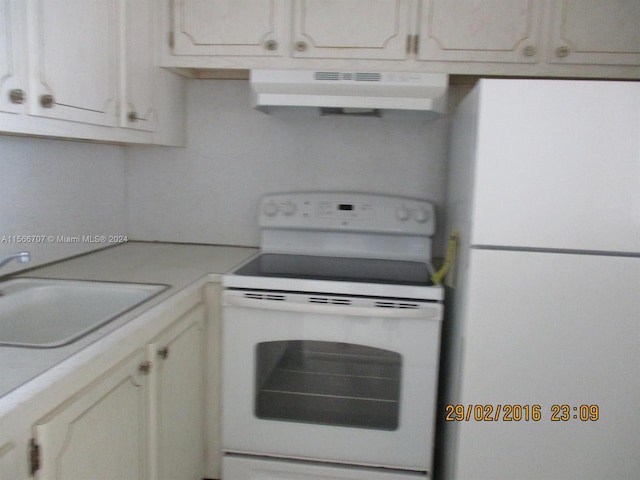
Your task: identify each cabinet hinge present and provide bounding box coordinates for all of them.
[413,35,420,55]
[169,31,175,49]
[29,438,40,476]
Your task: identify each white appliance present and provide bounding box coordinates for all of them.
[250,70,448,114]
[440,79,640,480]
[222,192,444,479]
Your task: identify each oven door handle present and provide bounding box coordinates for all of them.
[224,294,441,319]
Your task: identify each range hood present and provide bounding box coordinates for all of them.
[250,70,449,115]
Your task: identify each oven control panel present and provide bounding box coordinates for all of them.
[259,192,435,235]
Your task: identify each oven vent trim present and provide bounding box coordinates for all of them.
[314,71,383,82]
[243,292,286,302]
[374,301,420,309]
[235,291,440,318]
[308,296,352,305]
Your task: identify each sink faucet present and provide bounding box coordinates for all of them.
[0,251,31,271]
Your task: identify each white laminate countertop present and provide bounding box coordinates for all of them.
[0,242,257,413]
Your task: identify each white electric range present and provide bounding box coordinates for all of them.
[221,192,444,480]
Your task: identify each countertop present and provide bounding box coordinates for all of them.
[0,242,257,416]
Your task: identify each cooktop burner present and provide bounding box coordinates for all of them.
[233,254,434,286]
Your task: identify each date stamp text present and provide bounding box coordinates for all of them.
[444,404,599,422]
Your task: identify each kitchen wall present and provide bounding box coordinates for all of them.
[0,78,451,276]
[125,79,450,254]
[0,136,127,275]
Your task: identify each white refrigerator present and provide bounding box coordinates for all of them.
[439,79,640,480]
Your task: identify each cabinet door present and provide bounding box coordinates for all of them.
[417,0,543,63]
[452,250,640,479]
[123,0,156,131]
[203,284,222,479]
[172,0,288,57]
[33,349,149,480]
[292,0,414,60]
[548,0,640,66]
[29,0,118,126]
[0,0,26,113]
[470,80,640,253]
[153,305,205,480]
[0,442,19,480]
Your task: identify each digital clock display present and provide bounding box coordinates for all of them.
[338,204,354,211]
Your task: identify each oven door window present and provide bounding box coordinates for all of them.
[255,340,401,431]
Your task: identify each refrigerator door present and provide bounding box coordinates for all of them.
[467,79,640,253]
[445,249,640,480]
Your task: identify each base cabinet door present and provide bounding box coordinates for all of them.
[32,349,149,480]
[0,442,19,480]
[152,305,205,480]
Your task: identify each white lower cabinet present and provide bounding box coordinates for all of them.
[223,455,428,480]
[0,442,19,480]
[30,303,205,480]
[32,348,150,480]
[203,283,223,480]
[151,305,205,480]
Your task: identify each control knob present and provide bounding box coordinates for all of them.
[281,200,297,216]
[395,205,411,221]
[413,207,431,223]
[262,200,279,217]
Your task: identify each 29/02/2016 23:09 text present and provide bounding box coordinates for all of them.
[444,404,600,422]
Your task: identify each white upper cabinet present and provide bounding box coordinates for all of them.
[0,0,185,145]
[292,0,414,60]
[417,0,543,63]
[0,0,26,114]
[548,0,640,66]
[161,0,639,79]
[171,0,289,57]
[29,0,119,126]
[123,0,156,131]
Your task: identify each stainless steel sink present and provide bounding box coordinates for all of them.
[0,279,167,348]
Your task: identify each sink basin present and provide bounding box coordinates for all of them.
[0,278,167,348]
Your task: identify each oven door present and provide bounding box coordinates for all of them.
[221,289,443,471]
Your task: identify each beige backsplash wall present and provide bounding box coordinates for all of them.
[125,79,451,256]
[0,136,127,275]
[0,78,454,277]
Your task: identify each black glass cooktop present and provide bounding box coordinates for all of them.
[233,254,433,286]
